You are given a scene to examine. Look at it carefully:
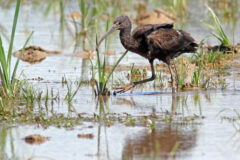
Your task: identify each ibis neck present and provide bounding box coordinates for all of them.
[119,27,138,51]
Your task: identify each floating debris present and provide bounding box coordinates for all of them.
[135,9,177,26]
[69,50,95,59]
[24,134,49,145]
[77,133,94,139]
[23,29,30,34]
[103,50,115,56]
[13,45,60,63]
[67,11,82,20]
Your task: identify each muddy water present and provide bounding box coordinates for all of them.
[1,91,240,160]
[1,0,240,160]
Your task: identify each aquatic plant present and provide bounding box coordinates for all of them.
[95,37,128,96]
[201,5,231,46]
[59,0,65,34]
[79,0,90,35]
[94,17,129,95]
[218,108,240,131]
[64,79,81,103]
[206,50,221,64]
[0,0,33,96]
[168,141,180,160]
[128,63,147,82]
[175,56,189,90]
[192,57,202,87]
[22,84,36,107]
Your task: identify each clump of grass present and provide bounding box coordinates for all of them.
[193,63,202,87]
[168,141,180,160]
[153,70,165,89]
[175,56,189,90]
[94,37,128,96]
[206,50,221,64]
[22,84,36,107]
[173,51,214,90]
[0,0,33,97]
[218,108,240,131]
[64,79,81,103]
[127,63,147,82]
[192,42,222,68]
[78,0,90,35]
[201,5,230,46]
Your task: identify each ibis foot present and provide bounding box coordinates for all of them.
[113,83,135,95]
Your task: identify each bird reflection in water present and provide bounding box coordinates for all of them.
[122,94,198,159]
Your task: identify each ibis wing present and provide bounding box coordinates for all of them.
[132,23,173,39]
[147,29,195,52]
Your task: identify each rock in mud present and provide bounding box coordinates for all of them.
[135,9,177,26]
[13,45,60,63]
[24,134,49,145]
[77,133,94,139]
[103,50,115,55]
[67,11,82,20]
[69,50,95,59]
[235,43,240,54]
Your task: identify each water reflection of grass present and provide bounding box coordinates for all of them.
[0,0,239,131]
[0,128,17,160]
[219,108,240,132]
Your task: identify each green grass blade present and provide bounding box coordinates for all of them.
[201,20,217,32]
[71,82,81,100]
[211,33,223,44]
[0,37,7,66]
[79,0,89,31]
[102,57,106,80]
[0,37,9,82]
[0,68,7,90]
[203,4,230,46]
[7,0,21,75]
[11,31,34,86]
[103,50,128,90]
[201,20,223,38]
[100,57,106,93]
[96,36,103,93]
[80,0,85,16]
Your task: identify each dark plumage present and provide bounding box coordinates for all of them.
[98,16,198,93]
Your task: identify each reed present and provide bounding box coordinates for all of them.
[0,0,33,96]
[201,5,231,46]
[95,36,128,95]
[175,56,189,90]
[64,80,81,103]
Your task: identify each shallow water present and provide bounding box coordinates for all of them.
[1,91,240,160]
[1,0,240,160]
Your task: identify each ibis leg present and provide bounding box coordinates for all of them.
[113,60,155,94]
[132,59,155,86]
[166,60,177,93]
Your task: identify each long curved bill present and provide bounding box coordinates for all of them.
[97,26,117,49]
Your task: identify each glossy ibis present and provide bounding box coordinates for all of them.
[98,16,198,93]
